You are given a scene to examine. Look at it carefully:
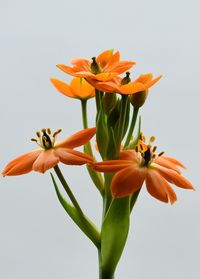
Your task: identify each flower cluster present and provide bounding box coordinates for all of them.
[2,49,194,278]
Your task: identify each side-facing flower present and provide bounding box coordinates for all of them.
[89,73,162,95]
[92,141,194,204]
[50,77,95,100]
[2,128,96,176]
[56,50,135,82]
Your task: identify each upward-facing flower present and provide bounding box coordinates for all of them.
[50,77,95,100]
[2,128,96,176]
[92,140,194,204]
[56,50,135,82]
[89,73,162,95]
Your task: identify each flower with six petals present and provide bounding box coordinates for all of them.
[89,73,162,95]
[57,50,135,82]
[2,128,96,176]
[92,144,194,204]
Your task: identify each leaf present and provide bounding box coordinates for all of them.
[100,197,130,275]
[50,173,100,248]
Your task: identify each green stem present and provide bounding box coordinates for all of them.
[124,107,139,148]
[54,165,84,215]
[130,188,141,211]
[116,95,128,151]
[81,100,104,194]
[98,249,115,279]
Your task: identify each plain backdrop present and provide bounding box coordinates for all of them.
[0,0,199,278]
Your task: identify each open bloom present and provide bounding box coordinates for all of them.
[2,128,96,176]
[57,50,135,82]
[92,142,194,204]
[89,73,162,94]
[50,77,95,100]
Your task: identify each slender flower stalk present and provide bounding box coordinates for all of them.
[124,107,139,148]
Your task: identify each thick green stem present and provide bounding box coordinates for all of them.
[124,107,139,148]
[54,165,84,215]
[98,249,115,279]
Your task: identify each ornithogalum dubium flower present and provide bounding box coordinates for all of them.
[2,49,195,279]
[56,49,135,82]
[2,128,95,175]
[50,77,95,100]
[92,137,194,203]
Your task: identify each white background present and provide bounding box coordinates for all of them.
[0,0,199,278]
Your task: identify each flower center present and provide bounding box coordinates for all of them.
[31,128,62,150]
[135,134,164,167]
[90,57,101,74]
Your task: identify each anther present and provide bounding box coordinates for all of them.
[36,131,41,138]
[152,146,157,152]
[53,129,62,138]
[140,144,143,151]
[152,154,156,159]
[158,151,165,157]
[47,128,51,135]
[42,128,46,133]
[135,146,138,152]
[31,138,38,142]
[150,136,155,143]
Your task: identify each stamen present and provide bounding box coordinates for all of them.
[36,131,41,138]
[31,138,38,142]
[135,146,138,152]
[158,151,165,157]
[53,129,62,138]
[152,146,157,152]
[140,144,143,151]
[152,154,156,159]
[47,128,51,135]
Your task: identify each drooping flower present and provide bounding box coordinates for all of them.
[2,128,96,176]
[89,73,162,95]
[92,139,194,204]
[56,50,135,82]
[50,77,95,100]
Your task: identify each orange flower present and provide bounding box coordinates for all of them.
[92,144,194,204]
[89,73,162,94]
[56,50,135,82]
[2,128,96,176]
[50,77,95,100]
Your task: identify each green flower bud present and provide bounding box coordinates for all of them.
[130,90,148,108]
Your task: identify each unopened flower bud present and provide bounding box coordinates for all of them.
[130,90,148,108]
[102,93,117,114]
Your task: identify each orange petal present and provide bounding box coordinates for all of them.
[56,128,96,149]
[72,71,95,78]
[57,64,76,76]
[70,77,95,99]
[119,150,138,161]
[145,75,162,89]
[95,72,118,81]
[119,82,145,94]
[111,166,146,198]
[55,148,93,165]
[71,58,90,71]
[146,170,169,203]
[164,182,177,205]
[154,156,181,174]
[96,49,114,68]
[104,51,120,70]
[154,164,194,190]
[109,61,136,74]
[92,160,134,173]
[2,150,41,176]
[32,149,59,173]
[162,156,186,169]
[134,73,153,84]
[50,78,75,98]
